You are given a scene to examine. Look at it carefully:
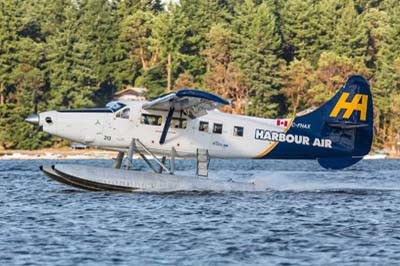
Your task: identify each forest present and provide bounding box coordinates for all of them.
[0,0,399,151]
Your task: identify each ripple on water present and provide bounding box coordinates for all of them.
[0,159,400,266]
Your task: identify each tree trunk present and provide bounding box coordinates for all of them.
[0,82,4,105]
[140,47,148,70]
[167,53,171,92]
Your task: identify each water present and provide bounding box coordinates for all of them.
[1,159,400,266]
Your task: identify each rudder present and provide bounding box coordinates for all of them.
[317,75,373,169]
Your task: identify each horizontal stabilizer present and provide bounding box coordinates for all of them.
[327,121,369,129]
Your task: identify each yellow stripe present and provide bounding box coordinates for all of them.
[255,116,296,158]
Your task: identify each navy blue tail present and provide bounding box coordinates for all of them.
[304,75,373,169]
[262,76,373,169]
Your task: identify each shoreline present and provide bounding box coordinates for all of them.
[1,149,399,160]
[0,148,116,160]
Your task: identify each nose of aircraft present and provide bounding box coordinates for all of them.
[25,114,40,125]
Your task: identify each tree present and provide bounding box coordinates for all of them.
[137,65,167,99]
[233,1,285,117]
[0,0,21,106]
[371,3,400,146]
[333,0,368,61]
[317,0,346,54]
[280,0,321,64]
[174,71,195,90]
[153,4,188,92]
[0,0,54,149]
[308,52,369,108]
[170,0,227,83]
[77,0,120,105]
[281,59,314,116]
[121,10,159,72]
[44,1,91,109]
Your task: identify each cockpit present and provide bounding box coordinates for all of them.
[106,102,130,119]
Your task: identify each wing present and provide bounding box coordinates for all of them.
[142,89,229,145]
[142,89,229,118]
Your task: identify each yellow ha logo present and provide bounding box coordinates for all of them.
[330,93,368,121]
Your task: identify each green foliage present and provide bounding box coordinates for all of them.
[0,0,399,149]
[136,65,167,99]
[333,0,368,60]
[280,0,321,64]
[233,0,285,117]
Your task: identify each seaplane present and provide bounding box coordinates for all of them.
[25,75,373,192]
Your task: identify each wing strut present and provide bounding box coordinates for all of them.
[159,107,175,145]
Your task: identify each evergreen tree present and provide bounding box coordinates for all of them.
[280,0,321,64]
[317,0,346,53]
[75,0,118,105]
[233,1,285,117]
[0,0,20,106]
[372,2,400,145]
[333,0,368,61]
[172,0,226,83]
[0,0,400,150]
[113,0,164,90]
[45,1,84,109]
[152,3,188,92]
[0,0,52,149]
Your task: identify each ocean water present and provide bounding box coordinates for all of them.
[1,159,400,266]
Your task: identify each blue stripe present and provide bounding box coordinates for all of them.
[176,89,229,105]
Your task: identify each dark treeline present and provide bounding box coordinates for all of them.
[0,0,399,150]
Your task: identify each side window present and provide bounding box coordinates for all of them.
[141,114,162,126]
[213,123,223,134]
[121,108,130,119]
[171,118,187,129]
[199,121,209,132]
[233,126,244,137]
[116,108,130,119]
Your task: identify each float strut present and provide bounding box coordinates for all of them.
[135,139,171,174]
[124,139,136,170]
[113,152,124,169]
[158,156,166,173]
[138,152,158,173]
[170,147,176,174]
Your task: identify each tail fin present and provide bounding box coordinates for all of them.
[299,75,373,169]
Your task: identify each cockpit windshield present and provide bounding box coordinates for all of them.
[106,102,126,112]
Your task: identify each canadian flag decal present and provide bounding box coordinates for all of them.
[276,119,288,127]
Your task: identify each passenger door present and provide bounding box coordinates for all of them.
[103,107,133,146]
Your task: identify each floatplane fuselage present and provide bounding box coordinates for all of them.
[25,76,374,191]
[33,105,332,159]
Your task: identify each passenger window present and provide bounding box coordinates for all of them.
[141,114,162,126]
[199,121,209,132]
[171,118,187,129]
[213,123,223,134]
[233,126,244,137]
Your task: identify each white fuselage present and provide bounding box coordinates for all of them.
[38,100,290,159]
